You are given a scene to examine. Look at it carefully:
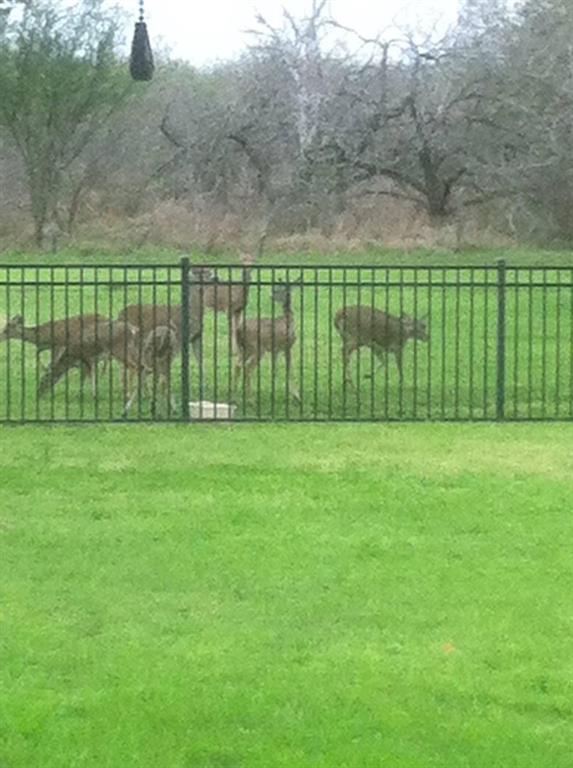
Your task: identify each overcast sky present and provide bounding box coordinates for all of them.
[121,0,462,66]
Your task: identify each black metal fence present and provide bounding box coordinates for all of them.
[0,258,572,422]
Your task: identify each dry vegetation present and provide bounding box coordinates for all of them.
[1,0,571,255]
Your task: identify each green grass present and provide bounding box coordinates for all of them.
[1,248,573,421]
[1,423,573,767]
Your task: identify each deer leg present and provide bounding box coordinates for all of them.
[123,367,147,417]
[341,343,357,389]
[162,373,177,415]
[233,345,250,399]
[229,314,238,358]
[364,346,389,379]
[242,353,263,401]
[191,333,203,364]
[78,359,96,397]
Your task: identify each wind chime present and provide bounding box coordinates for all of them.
[130,0,154,81]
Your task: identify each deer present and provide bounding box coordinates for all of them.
[234,279,301,403]
[123,323,179,416]
[0,313,110,395]
[334,306,428,388]
[198,252,257,356]
[116,266,213,366]
[29,316,179,416]
[34,317,142,399]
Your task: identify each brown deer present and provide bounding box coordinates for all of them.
[33,318,141,398]
[234,280,300,403]
[116,266,213,364]
[123,323,179,416]
[0,314,110,395]
[334,306,428,387]
[198,252,257,356]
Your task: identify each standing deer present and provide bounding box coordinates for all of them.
[123,323,179,416]
[234,280,301,403]
[0,314,110,395]
[334,306,428,387]
[116,266,213,364]
[198,252,257,356]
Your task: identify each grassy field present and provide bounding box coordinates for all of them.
[0,247,572,422]
[1,423,573,767]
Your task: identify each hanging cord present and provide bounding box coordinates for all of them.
[130,0,154,81]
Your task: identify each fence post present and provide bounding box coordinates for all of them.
[180,256,191,422]
[496,258,506,421]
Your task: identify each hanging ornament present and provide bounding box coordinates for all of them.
[130,0,154,81]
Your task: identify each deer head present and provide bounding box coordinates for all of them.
[0,314,24,341]
[400,313,429,342]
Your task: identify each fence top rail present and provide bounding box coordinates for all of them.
[1,261,573,271]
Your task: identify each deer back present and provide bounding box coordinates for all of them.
[335,307,411,351]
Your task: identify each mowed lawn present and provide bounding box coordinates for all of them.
[1,423,573,767]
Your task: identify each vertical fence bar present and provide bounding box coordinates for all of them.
[271,266,277,420]
[469,268,475,419]
[441,268,447,419]
[569,269,573,419]
[370,267,376,420]
[384,268,390,420]
[35,267,41,420]
[555,270,561,418]
[256,266,262,420]
[298,268,305,420]
[413,268,419,420]
[427,268,433,420]
[398,268,404,419]
[5,270,11,421]
[483,269,489,419]
[64,268,70,421]
[313,267,319,420]
[180,257,191,422]
[327,267,333,420]
[228,266,235,417]
[513,267,519,419]
[342,268,348,418]
[356,272,362,418]
[213,275,219,419]
[528,269,533,418]
[167,267,174,421]
[94,268,100,422]
[454,269,461,419]
[496,258,507,422]
[79,267,85,421]
[541,268,548,419]
[20,267,26,422]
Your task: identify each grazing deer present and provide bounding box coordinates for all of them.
[35,318,141,399]
[116,266,213,364]
[334,306,428,387]
[234,280,301,403]
[198,253,257,356]
[123,323,179,416]
[0,313,110,395]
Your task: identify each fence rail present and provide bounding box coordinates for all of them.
[0,259,572,423]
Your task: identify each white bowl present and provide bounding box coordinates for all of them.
[189,401,236,420]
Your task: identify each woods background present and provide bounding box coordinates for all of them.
[0,0,571,254]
